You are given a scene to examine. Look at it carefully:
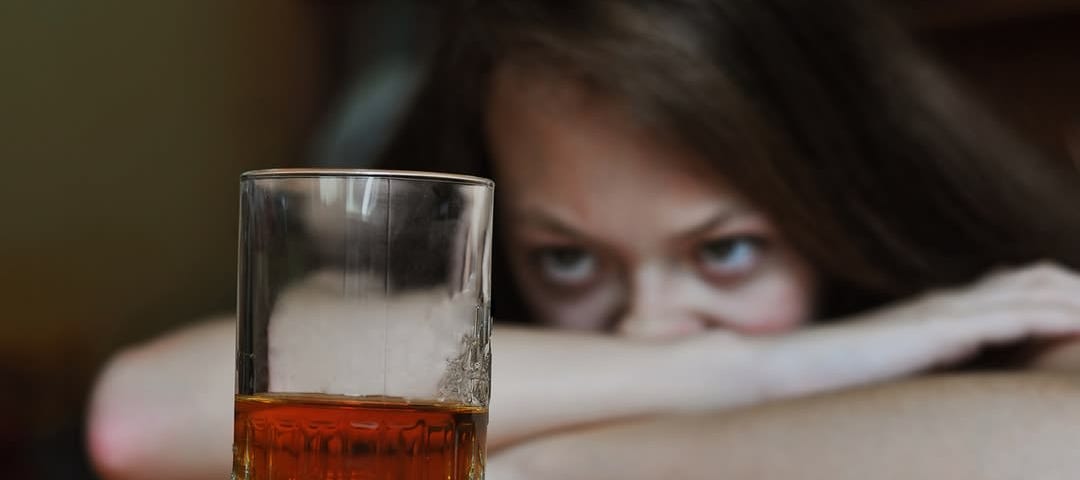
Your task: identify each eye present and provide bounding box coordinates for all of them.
[533,246,599,287]
[696,236,765,281]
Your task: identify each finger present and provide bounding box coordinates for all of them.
[978,261,1080,292]
[824,308,1080,374]
[959,291,1080,318]
[928,266,1080,318]
[930,309,1080,359]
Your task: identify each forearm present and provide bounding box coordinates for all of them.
[1030,338,1080,371]
[489,326,756,448]
[492,372,1080,480]
[87,318,235,480]
[86,320,754,479]
[86,320,672,478]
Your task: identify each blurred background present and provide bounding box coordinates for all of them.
[0,0,1078,478]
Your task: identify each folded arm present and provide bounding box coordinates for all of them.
[490,372,1080,480]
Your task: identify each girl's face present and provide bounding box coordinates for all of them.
[486,65,817,339]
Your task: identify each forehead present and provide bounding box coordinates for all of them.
[485,63,736,209]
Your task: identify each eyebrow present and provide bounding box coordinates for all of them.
[675,208,750,241]
[514,206,752,243]
[515,209,586,239]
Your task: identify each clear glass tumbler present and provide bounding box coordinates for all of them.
[232,169,493,480]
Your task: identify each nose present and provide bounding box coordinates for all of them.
[613,265,710,339]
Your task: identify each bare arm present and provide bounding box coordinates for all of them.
[87,263,1080,479]
[87,318,235,480]
[1031,338,1080,371]
[488,327,755,449]
[86,318,754,479]
[493,262,1080,447]
[86,318,1080,480]
[490,372,1080,480]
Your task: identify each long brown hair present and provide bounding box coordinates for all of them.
[380,0,1080,320]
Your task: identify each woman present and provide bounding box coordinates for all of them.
[90,1,1080,479]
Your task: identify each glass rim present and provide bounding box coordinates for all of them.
[241,168,494,187]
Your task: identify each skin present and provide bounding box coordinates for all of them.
[477,64,1080,479]
[488,64,817,338]
[489,373,1080,480]
[86,63,1080,480]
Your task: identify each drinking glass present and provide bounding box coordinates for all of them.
[232,169,493,480]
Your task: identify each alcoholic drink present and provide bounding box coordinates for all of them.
[233,394,487,480]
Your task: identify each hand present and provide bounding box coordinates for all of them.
[671,262,1080,409]
[752,262,1080,400]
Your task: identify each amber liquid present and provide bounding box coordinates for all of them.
[233,394,487,480]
